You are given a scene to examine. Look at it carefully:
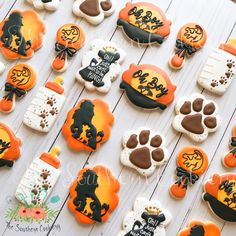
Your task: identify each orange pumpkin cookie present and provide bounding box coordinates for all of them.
[222,126,236,168]
[68,165,120,224]
[203,173,236,222]
[178,220,221,236]
[0,10,45,59]
[0,122,21,167]
[170,146,208,199]
[169,23,207,70]
[0,64,37,113]
[117,2,171,45]
[120,64,176,110]
[62,99,114,152]
[52,24,85,72]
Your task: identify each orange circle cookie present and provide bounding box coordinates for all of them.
[68,166,120,224]
[170,146,208,199]
[0,64,37,113]
[52,24,85,72]
[178,221,221,236]
[62,99,114,152]
[0,122,21,168]
[0,10,45,59]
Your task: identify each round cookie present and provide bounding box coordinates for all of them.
[117,2,171,45]
[0,10,45,59]
[76,39,126,93]
[26,0,60,11]
[169,23,207,70]
[120,64,176,110]
[68,165,120,224]
[169,146,208,199]
[0,61,5,74]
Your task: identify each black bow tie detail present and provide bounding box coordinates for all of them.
[175,39,197,57]
[176,167,199,189]
[4,83,26,101]
[55,43,77,60]
[230,137,236,155]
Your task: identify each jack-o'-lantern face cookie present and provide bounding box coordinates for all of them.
[52,24,85,72]
[203,173,236,222]
[0,64,37,113]
[172,93,221,142]
[117,2,171,45]
[169,23,207,70]
[68,166,120,224]
[120,64,176,110]
[62,99,114,152]
[0,122,21,168]
[178,221,221,236]
[0,10,45,59]
[170,146,208,199]
[26,0,60,11]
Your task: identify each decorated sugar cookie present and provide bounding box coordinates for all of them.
[172,93,221,142]
[170,146,208,199]
[15,147,61,206]
[118,197,172,236]
[76,39,125,93]
[68,165,120,224]
[0,10,45,59]
[73,0,115,25]
[178,221,221,236]
[0,61,5,74]
[0,123,21,168]
[120,64,176,110]
[222,126,236,168]
[198,38,236,95]
[0,64,37,113]
[203,173,236,222]
[62,99,114,152]
[52,24,85,72]
[117,2,171,45]
[169,23,207,70]
[120,127,169,177]
[26,0,60,11]
[23,77,66,133]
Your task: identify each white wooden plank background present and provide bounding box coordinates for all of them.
[0,0,235,235]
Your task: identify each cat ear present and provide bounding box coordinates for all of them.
[98,50,105,58]
[113,53,121,61]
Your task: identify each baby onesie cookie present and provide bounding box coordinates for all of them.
[172,93,221,142]
[118,197,172,236]
[0,61,5,74]
[169,23,207,70]
[120,64,176,110]
[120,127,169,177]
[26,0,60,11]
[0,10,45,59]
[23,77,66,133]
[0,64,37,113]
[52,24,85,72]
[203,173,236,222]
[198,38,236,95]
[76,39,126,93]
[62,99,114,152]
[73,0,115,25]
[68,165,120,224]
[117,2,171,45]
[15,147,61,206]
[170,146,208,199]
[178,221,221,236]
[0,122,21,168]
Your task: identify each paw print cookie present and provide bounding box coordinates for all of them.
[178,221,221,236]
[120,64,176,110]
[117,2,171,45]
[170,146,208,199]
[0,10,45,59]
[120,128,169,177]
[62,99,114,152]
[172,93,221,142]
[73,0,115,25]
[26,0,60,11]
[76,39,125,93]
[198,38,236,95]
[203,173,236,222]
[118,197,172,236]
[68,166,120,224]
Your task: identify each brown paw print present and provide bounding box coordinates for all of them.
[47,96,56,107]
[121,128,168,176]
[227,59,235,69]
[42,180,52,190]
[40,169,51,180]
[225,69,234,79]
[40,119,49,129]
[31,185,41,195]
[49,107,59,116]
[31,196,41,205]
[39,109,49,119]
[211,79,219,87]
[219,76,228,85]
